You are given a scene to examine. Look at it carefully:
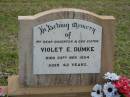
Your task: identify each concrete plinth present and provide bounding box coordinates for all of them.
[7,75,92,97]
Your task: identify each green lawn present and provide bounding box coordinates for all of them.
[0,0,130,85]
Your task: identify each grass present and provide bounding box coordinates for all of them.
[0,0,130,85]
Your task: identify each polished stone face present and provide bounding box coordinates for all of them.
[33,19,102,74]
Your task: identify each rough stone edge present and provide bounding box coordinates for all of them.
[18,8,115,20]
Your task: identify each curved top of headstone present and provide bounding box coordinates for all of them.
[18,8,115,20]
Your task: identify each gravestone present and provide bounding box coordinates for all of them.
[8,8,115,97]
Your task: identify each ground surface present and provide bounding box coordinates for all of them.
[0,0,130,85]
